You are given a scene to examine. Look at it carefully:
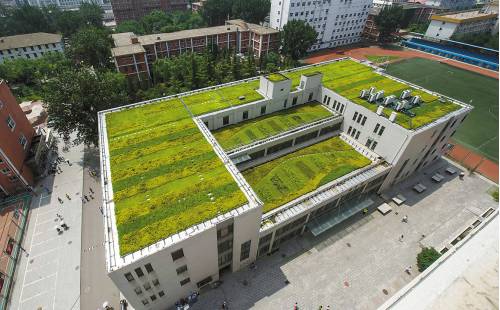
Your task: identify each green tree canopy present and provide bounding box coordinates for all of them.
[280,20,317,61]
[116,10,206,35]
[417,247,441,272]
[67,26,113,69]
[201,0,270,26]
[452,32,499,50]
[43,68,129,145]
[375,6,404,41]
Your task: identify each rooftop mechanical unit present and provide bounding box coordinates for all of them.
[375,90,384,101]
[411,95,421,105]
[360,89,369,99]
[395,100,410,111]
[400,90,411,100]
[368,93,377,103]
[369,86,376,94]
[383,95,396,106]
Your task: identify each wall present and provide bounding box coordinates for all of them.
[0,42,63,63]
[231,205,263,271]
[425,20,458,39]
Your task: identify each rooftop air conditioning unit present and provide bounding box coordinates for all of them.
[400,90,411,100]
[376,105,384,115]
[389,111,397,122]
[383,95,396,106]
[375,90,384,101]
[369,86,376,94]
[368,93,377,103]
[411,95,421,105]
[360,89,369,98]
[395,101,405,111]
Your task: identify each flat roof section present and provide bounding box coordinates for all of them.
[266,73,289,82]
[212,102,334,151]
[285,60,462,130]
[181,80,263,116]
[242,136,372,213]
[105,98,248,256]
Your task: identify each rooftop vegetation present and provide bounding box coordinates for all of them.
[284,60,461,129]
[181,80,262,116]
[106,98,247,256]
[242,137,371,213]
[212,103,333,150]
[267,73,289,82]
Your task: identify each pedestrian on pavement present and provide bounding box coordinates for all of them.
[65,193,71,200]
[99,207,103,215]
[58,197,63,204]
[89,187,94,194]
[402,215,408,223]
[84,195,89,202]
[294,302,298,310]
[90,194,94,200]
[405,265,412,275]
[399,234,404,242]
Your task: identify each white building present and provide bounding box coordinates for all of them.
[0,33,64,63]
[425,0,476,9]
[269,0,373,50]
[425,10,498,39]
[26,0,110,9]
[372,0,408,8]
[98,58,471,310]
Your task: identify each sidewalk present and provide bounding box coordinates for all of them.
[9,140,84,310]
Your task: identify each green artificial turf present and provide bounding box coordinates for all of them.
[366,55,400,63]
[243,137,371,213]
[212,103,333,150]
[284,60,461,130]
[385,57,499,162]
[106,98,247,255]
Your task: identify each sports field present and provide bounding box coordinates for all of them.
[385,58,499,162]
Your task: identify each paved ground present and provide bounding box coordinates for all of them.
[304,45,499,79]
[447,142,499,183]
[9,140,84,310]
[80,147,120,310]
[189,158,497,310]
[386,214,498,310]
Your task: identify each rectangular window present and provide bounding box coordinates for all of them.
[352,112,358,121]
[152,279,160,286]
[142,299,149,305]
[158,291,165,297]
[135,267,144,278]
[242,110,249,120]
[176,265,188,275]
[340,104,344,113]
[351,128,356,137]
[240,240,251,261]
[378,126,385,136]
[223,115,229,125]
[283,99,288,108]
[323,95,327,103]
[134,287,142,295]
[357,114,362,123]
[355,131,360,139]
[6,115,15,131]
[347,126,352,135]
[124,272,134,282]
[373,123,380,133]
[143,282,151,290]
[180,278,191,286]
[260,106,266,115]
[326,97,331,105]
[371,141,378,150]
[308,92,313,101]
[292,97,298,105]
[150,295,157,301]
[361,116,367,126]
[171,249,184,261]
[144,263,154,273]
[365,139,372,148]
[197,276,213,288]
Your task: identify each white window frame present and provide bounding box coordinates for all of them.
[6,115,15,131]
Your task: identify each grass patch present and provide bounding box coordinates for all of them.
[283,60,461,130]
[385,57,499,162]
[106,98,247,256]
[212,103,333,150]
[242,137,371,213]
[267,73,289,82]
[366,55,400,63]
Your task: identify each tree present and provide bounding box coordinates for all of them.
[43,68,129,145]
[280,20,317,61]
[232,0,270,24]
[375,6,404,42]
[115,20,145,35]
[67,26,113,69]
[452,32,499,50]
[416,247,441,272]
[78,3,104,28]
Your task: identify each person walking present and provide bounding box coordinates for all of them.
[402,215,408,223]
[399,234,404,242]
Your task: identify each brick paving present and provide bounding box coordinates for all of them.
[447,142,499,183]
[189,158,497,310]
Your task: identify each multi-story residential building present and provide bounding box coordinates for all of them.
[110,0,188,23]
[0,81,55,198]
[424,0,476,9]
[269,0,373,50]
[98,57,471,310]
[111,20,280,81]
[0,33,63,63]
[425,10,498,39]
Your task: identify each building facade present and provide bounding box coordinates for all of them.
[425,10,498,39]
[111,20,280,81]
[424,0,476,9]
[110,0,188,23]
[269,0,373,50]
[0,33,63,64]
[98,58,471,310]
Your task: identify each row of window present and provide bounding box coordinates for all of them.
[352,111,367,126]
[365,138,378,151]
[141,290,166,306]
[373,123,385,136]
[347,126,361,140]
[0,43,59,55]
[5,115,28,149]
[125,263,155,281]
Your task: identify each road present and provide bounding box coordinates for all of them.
[80,146,120,310]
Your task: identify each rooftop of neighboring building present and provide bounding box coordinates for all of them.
[100,58,466,258]
[431,9,498,23]
[0,33,62,51]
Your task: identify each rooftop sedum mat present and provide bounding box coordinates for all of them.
[106,98,247,256]
[212,102,333,150]
[285,60,461,130]
[242,136,371,213]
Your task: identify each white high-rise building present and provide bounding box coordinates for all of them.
[269,0,374,50]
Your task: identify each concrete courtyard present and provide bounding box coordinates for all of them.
[191,158,498,310]
[9,140,84,310]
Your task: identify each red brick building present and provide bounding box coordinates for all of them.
[0,81,35,197]
[111,20,280,82]
[111,0,189,24]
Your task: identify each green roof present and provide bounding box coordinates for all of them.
[242,136,371,213]
[267,73,289,82]
[212,102,333,150]
[106,98,247,256]
[284,60,461,129]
